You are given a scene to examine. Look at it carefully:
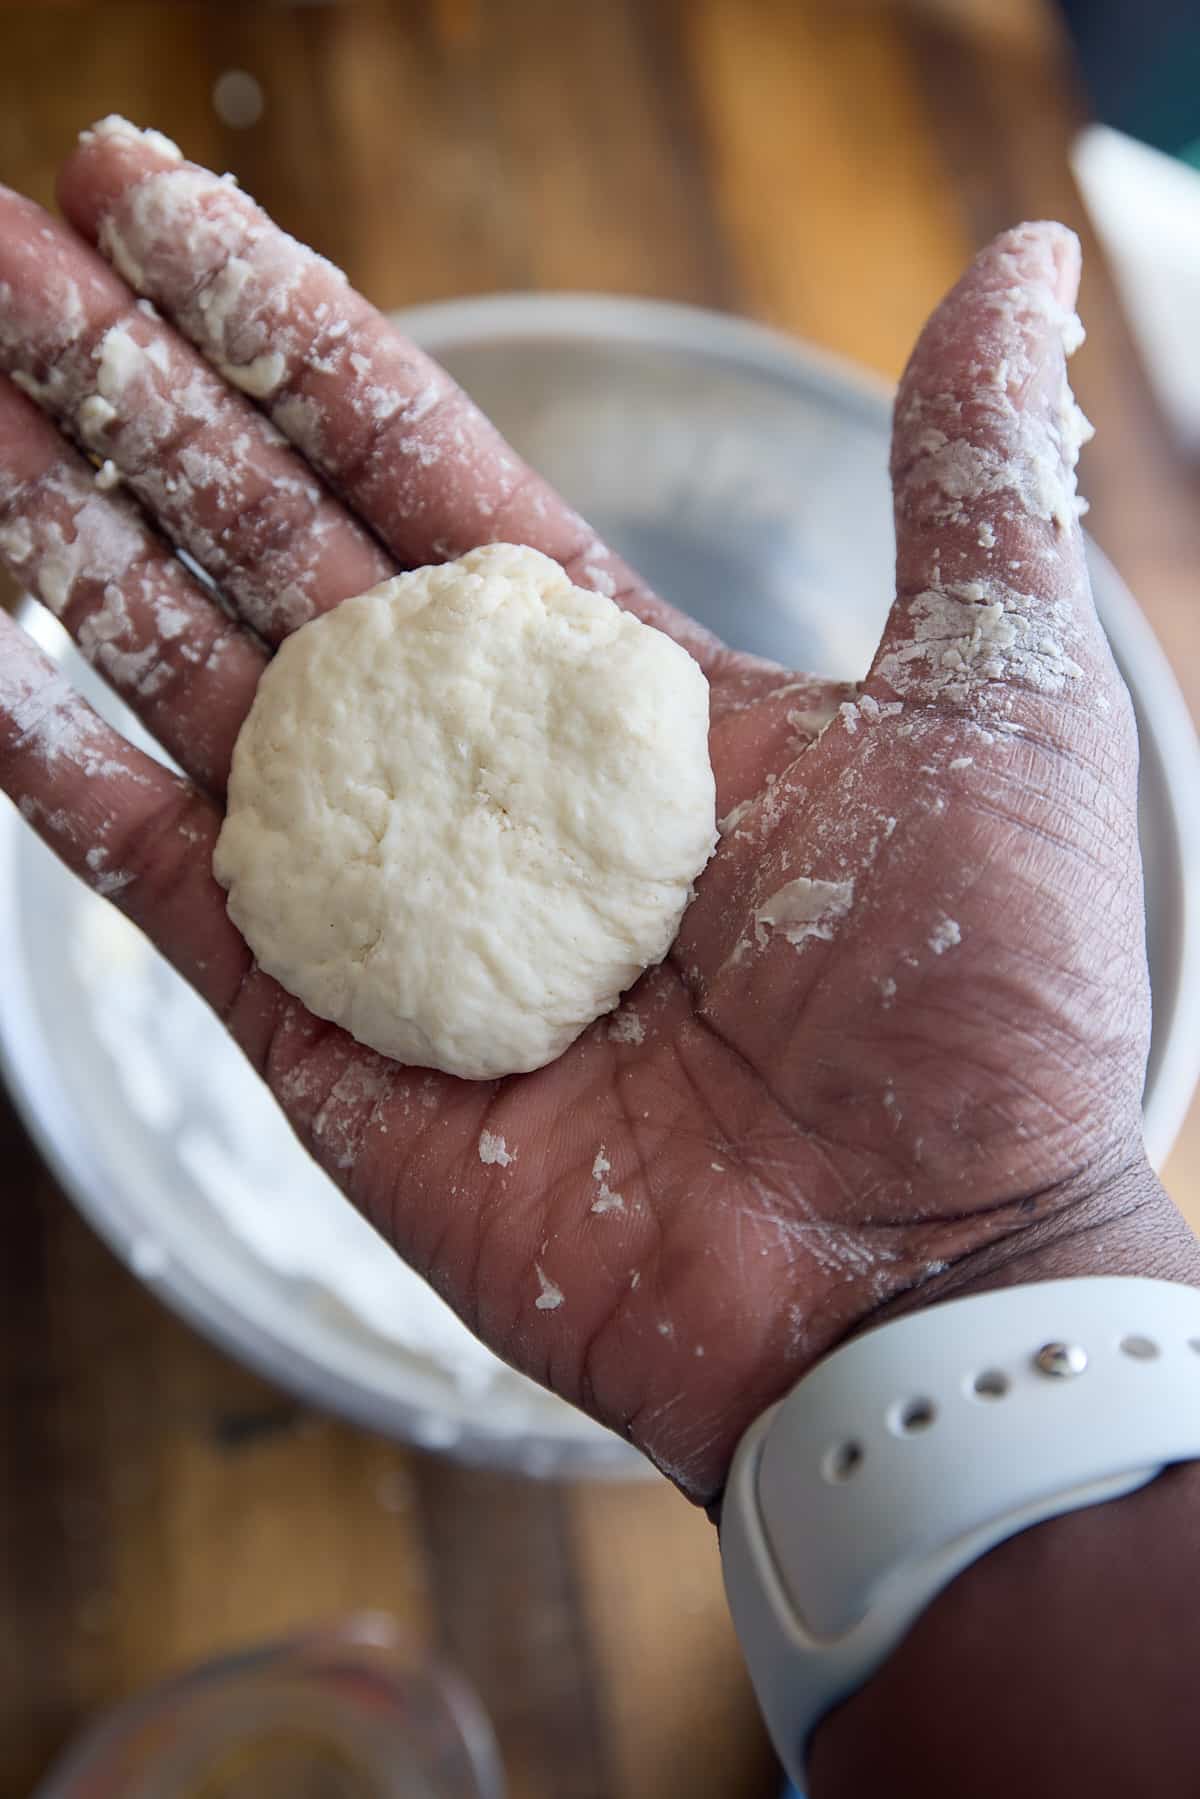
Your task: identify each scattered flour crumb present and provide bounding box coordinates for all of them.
[154,599,189,641]
[755,877,854,950]
[718,798,754,836]
[79,394,118,437]
[478,1130,512,1167]
[82,841,131,899]
[786,699,840,739]
[0,518,34,562]
[11,368,59,406]
[221,349,287,399]
[534,1264,564,1311]
[855,693,903,723]
[583,561,616,598]
[837,694,902,735]
[94,459,122,491]
[948,756,974,771]
[928,917,962,955]
[608,1007,645,1046]
[879,976,897,1003]
[95,322,148,407]
[95,868,133,897]
[711,1161,724,1172]
[590,1145,625,1214]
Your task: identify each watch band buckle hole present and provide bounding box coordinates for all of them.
[821,1440,864,1483]
[889,1397,937,1436]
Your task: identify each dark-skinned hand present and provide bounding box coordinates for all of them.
[1,120,1180,1505]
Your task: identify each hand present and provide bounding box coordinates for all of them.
[0,123,1186,1505]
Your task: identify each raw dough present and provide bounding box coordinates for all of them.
[214,544,716,1078]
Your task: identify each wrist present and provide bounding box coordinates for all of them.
[706,1149,1197,1516]
[719,1200,1200,1791]
[873,1148,1200,1324]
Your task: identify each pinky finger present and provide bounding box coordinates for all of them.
[0,611,250,1009]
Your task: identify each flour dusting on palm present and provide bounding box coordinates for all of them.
[754,877,856,950]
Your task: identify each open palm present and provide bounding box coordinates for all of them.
[0,124,1150,1501]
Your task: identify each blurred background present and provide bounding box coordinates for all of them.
[1,2,1199,1795]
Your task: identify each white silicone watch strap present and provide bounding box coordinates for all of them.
[721,1276,1200,1783]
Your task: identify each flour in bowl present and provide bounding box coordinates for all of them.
[74,900,506,1395]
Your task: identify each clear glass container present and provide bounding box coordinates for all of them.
[34,1616,505,1799]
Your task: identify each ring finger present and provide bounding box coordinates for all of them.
[0,375,263,794]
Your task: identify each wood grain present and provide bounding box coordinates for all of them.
[1,3,1197,1795]
[686,0,970,373]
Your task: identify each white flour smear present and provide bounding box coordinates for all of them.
[74,900,506,1396]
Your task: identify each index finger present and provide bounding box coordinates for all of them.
[58,117,719,667]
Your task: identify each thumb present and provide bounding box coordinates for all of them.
[868,221,1120,738]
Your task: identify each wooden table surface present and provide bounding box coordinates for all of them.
[1,3,1197,1795]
